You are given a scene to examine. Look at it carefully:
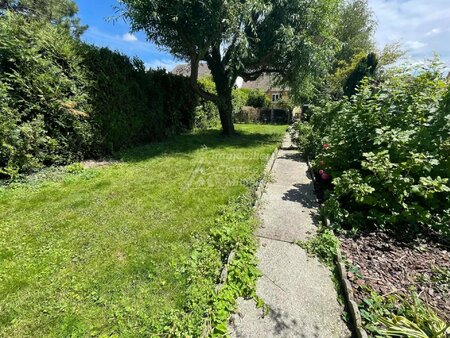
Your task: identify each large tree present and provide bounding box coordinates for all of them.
[335,0,376,65]
[0,0,87,37]
[119,0,341,134]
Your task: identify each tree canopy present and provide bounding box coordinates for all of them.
[0,0,87,37]
[120,0,342,134]
[335,0,376,65]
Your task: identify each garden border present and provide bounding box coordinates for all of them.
[306,157,368,338]
[254,146,279,209]
[216,145,279,294]
[203,145,280,337]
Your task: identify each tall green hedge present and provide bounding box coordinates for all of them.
[0,13,197,177]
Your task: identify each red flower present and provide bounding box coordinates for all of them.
[321,173,331,181]
[319,170,324,175]
[323,143,330,150]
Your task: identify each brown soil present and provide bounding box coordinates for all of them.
[339,231,450,322]
[81,160,118,169]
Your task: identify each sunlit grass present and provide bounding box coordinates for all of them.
[0,124,286,337]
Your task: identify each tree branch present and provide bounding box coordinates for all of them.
[189,57,219,103]
[240,68,285,82]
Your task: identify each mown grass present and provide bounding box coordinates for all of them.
[0,124,286,337]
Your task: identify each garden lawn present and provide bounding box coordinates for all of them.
[0,124,286,337]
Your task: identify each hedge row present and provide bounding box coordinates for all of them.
[0,13,197,178]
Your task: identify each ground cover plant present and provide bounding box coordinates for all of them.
[0,124,286,337]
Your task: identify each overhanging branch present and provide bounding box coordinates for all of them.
[189,57,219,103]
[240,68,285,81]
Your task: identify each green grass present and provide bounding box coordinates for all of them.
[0,124,286,337]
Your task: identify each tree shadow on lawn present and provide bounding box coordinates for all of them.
[118,129,283,163]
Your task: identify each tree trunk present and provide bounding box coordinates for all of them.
[216,86,235,135]
[206,48,236,135]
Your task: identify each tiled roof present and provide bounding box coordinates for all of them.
[241,73,285,92]
[171,63,211,78]
[171,64,288,92]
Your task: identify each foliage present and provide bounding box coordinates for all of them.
[84,46,197,153]
[0,13,94,177]
[343,52,378,97]
[298,228,339,267]
[360,290,450,337]
[334,0,376,65]
[311,0,377,103]
[152,194,262,337]
[232,88,251,114]
[119,0,342,134]
[247,89,270,108]
[324,45,404,100]
[0,124,286,337]
[296,61,450,238]
[0,13,197,177]
[0,0,87,37]
[195,76,219,129]
[291,122,320,159]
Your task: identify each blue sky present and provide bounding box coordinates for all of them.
[76,0,450,72]
[76,0,178,70]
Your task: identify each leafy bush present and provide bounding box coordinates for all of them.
[0,13,94,177]
[247,89,271,108]
[195,76,219,129]
[297,61,450,237]
[0,13,197,177]
[291,122,320,159]
[85,47,197,152]
[232,88,251,115]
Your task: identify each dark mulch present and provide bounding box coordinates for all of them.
[339,231,450,322]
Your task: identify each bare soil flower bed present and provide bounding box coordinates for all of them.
[339,231,450,322]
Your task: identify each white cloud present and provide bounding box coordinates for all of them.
[426,28,441,36]
[404,40,427,50]
[368,0,450,68]
[122,33,138,43]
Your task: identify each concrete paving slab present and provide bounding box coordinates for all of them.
[229,133,351,338]
[256,150,318,243]
[230,239,350,338]
[281,133,298,150]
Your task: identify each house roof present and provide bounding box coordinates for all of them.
[171,63,211,78]
[241,73,285,93]
[171,63,288,93]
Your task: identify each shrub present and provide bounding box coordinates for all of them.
[234,106,260,123]
[247,89,270,108]
[0,13,197,177]
[0,13,94,176]
[195,76,219,129]
[301,61,450,237]
[232,88,251,115]
[291,122,319,159]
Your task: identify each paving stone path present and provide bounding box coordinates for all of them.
[229,133,351,338]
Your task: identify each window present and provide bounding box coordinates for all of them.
[272,94,280,102]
